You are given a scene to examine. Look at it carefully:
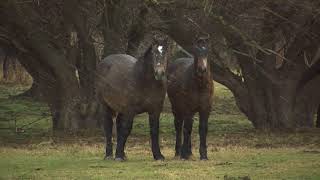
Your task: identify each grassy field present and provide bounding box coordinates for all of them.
[0,83,320,179]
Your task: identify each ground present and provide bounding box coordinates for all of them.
[0,83,319,179]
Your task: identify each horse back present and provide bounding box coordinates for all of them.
[96,54,138,112]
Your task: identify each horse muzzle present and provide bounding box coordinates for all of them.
[155,68,166,81]
[198,66,207,73]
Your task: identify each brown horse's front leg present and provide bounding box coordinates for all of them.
[174,114,183,157]
[115,113,134,161]
[148,112,165,160]
[181,116,194,160]
[199,111,209,160]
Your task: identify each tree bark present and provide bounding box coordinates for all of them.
[63,0,103,129]
[126,5,148,56]
[317,105,320,128]
[152,0,320,129]
[2,54,8,80]
[16,81,41,98]
[101,0,128,56]
[238,64,317,129]
[0,3,85,131]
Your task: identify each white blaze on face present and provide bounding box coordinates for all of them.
[203,58,207,68]
[158,46,163,54]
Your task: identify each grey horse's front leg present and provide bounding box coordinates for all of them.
[115,113,134,161]
[148,112,165,160]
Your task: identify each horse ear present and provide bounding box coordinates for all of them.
[163,35,170,43]
[195,34,210,47]
[152,34,162,44]
[153,34,170,46]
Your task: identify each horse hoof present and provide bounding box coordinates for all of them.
[173,155,180,160]
[180,157,188,160]
[154,154,165,161]
[180,153,192,160]
[200,157,208,161]
[180,155,189,160]
[114,157,126,162]
[104,156,113,160]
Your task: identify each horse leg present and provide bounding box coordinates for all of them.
[148,112,165,160]
[103,105,114,160]
[181,115,193,160]
[115,113,134,161]
[174,113,183,157]
[199,111,209,160]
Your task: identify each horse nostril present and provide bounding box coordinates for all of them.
[203,68,207,73]
[160,70,165,78]
[155,68,165,80]
[161,70,165,76]
[199,67,207,73]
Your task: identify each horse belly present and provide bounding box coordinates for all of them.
[130,88,164,114]
[102,78,136,113]
[168,88,198,113]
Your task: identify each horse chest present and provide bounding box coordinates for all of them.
[136,84,166,111]
[170,82,212,112]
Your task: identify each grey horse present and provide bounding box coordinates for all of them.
[96,37,170,161]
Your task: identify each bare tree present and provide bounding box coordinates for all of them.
[150,0,320,129]
[1,0,320,131]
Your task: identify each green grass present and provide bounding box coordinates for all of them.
[1,145,320,179]
[0,83,51,144]
[0,83,320,179]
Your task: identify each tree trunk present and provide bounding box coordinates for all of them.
[101,0,128,56]
[317,105,320,128]
[16,81,41,98]
[17,53,82,131]
[232,44,320,129]
[126,6,148,56]
[239,78,316,129]
[155,3,320,130]
[2,0,103,132]
[2,54,8,80]
[62,0,103,129]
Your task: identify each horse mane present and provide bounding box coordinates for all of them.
[135,44,154,77]
[140,45,153,60]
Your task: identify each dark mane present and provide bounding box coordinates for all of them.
[139,45,153,61]
[136,44,154,75]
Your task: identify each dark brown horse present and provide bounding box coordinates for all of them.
[167,38,213,160]
[96,37,169,161]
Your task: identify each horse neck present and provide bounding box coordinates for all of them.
[193,59,212,89]
[136,47,155,81]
